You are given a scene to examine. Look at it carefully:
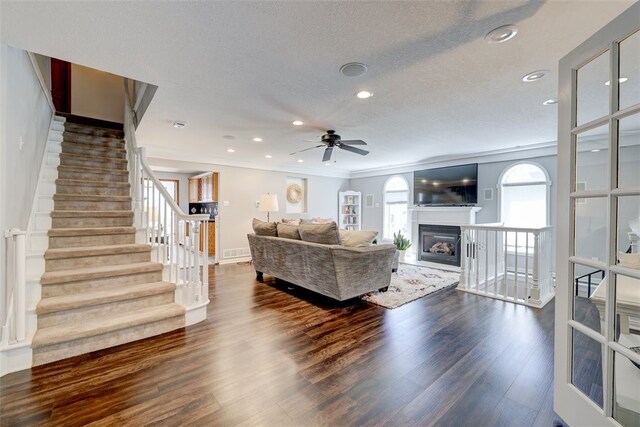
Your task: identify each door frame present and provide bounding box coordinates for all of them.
[555,3,640,426]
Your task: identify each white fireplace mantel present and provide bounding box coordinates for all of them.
[408,206,482,259]
[409,206,482,227]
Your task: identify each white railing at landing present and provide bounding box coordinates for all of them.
[457,224,555,308]
[123,83,210,313]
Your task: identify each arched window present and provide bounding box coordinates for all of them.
[383,176,409,240]
[499,163,550,227]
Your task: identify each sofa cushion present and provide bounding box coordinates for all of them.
[277,222,301,240]
[299,222,339,245]
[252,218,277,237]
[339,230,378,248]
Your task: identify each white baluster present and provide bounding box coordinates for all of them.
[503,230,508,299]
[493,230,499,295]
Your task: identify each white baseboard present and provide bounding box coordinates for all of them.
[185,300,209,326]
[0,341,32,377]
[218,256,252,265]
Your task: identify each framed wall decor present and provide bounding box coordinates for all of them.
[285,177,307,213]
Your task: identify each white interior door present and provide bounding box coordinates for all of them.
[555,3,640,426]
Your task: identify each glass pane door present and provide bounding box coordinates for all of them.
[556,4,640,426]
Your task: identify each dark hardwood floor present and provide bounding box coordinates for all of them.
[1,263,572,426]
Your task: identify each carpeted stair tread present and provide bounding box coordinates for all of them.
[58,165,128,175]
[50,210,134,218]
[32,303,184,347]
[45,243,151,260]
[36,281,176,314]
[53,194,131,202]
[61,141,126,152]
[41,262,163,285]
[55,179,130,188]
[64,125,124,138]
[48,226,135,237]
[60,152,128,164]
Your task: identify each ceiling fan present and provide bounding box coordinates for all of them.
[290,130,369,162]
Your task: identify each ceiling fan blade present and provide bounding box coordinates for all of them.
[339,144,369,156]
[289,144,324,155]
[322,147,334,162]
[340,139,367,146]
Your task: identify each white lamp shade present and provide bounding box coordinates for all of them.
[259,193,279,212]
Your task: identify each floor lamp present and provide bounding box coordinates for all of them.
[259,193,279,222]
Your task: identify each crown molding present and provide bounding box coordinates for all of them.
[144,141,559,181]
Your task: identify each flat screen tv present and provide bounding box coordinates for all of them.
[414,163,478,206]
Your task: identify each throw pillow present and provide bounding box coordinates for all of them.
[339,230,378,247]
[277,222,301,240]
[252,218,277,237]
[313,217,334,224]
[299,222,339,245]
[281,218,301,225]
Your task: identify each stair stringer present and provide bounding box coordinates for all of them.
[0,115,65,377]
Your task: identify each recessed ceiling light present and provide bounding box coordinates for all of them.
[340,62,368,77]
[522,70,549,82]
[325,162,331,166]
[543,98,558,106]
[297,159,304,163]
[356,90,374,99]
[292,120,304,126]
[604,77,628,85]
[173,121,186,128]
[222,135,235,140]
[591,149,601,152]
[421,179,427,183]
[265,154,272,159]
[252,137,263,142]
[433,182,439,186]
[226,148,235,153]
[484,25,518,44]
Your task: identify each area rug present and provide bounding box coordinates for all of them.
[362,264,460,309]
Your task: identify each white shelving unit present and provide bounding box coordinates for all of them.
[338,191,361,231]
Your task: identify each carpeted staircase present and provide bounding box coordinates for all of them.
[32,119,185,366]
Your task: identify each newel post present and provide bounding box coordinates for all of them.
[458,227,468,290]
[192,221,202,303]
[529,231,542,306]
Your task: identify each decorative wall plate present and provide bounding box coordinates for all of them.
[287,183,303,203]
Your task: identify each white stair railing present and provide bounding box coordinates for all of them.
[458,224,555,308]
[123,84,210,309]
[1,229,26,345]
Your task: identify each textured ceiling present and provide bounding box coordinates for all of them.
[1,1,635,176]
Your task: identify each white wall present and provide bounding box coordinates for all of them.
[0,43,54,325]
[71,63,124,123]
[148,158,349,261]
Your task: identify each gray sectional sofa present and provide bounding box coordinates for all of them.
[247,233,397,301]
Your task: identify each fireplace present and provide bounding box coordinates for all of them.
[419,224,462,266]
